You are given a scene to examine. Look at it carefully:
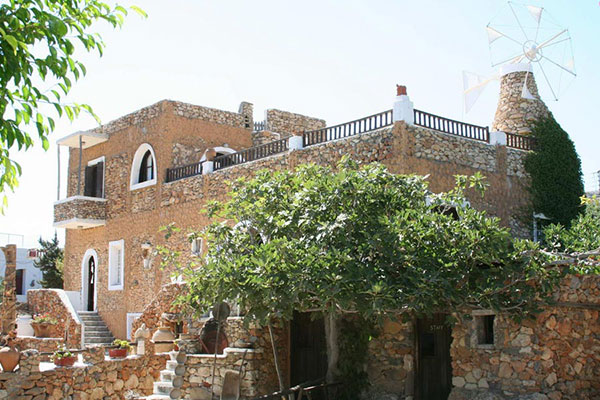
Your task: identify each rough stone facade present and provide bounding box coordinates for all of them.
[53,197,106,223]
[0,347,167,399]
[492,71,551,135]
[449,275,600,400]
[58,114,531,340]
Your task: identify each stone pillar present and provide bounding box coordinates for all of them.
[238,101,254,130]
[492,63,550,135]
[0,245,17,335]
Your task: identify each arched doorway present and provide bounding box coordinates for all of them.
[81,250,98,312]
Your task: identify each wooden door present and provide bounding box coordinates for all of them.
[416,314,452,400]
[87,257,95,311]
[290,311,328,396]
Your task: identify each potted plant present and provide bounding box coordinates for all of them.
[0,331,20,372]
[52,348,76,367]
[31,314,58,338]
[109,339,131,358]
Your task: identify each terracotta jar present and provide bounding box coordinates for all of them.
[0,344,20,372]
[32,322,54,338]
[151,326,175,353]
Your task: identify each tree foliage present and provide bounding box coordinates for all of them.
[544,197,600,256]
[170,159,565,321]
[161,158,596,391]
[34,232,64,288]
[0,0,145,208]
[524,116,584,227]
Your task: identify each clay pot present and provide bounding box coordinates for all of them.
[0,345,20,372]
[151,326,175,353]
[32,322,54,338]
[54,356,77,367]
[108,348,128,358]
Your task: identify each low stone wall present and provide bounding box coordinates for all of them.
[13,337,62,361]
[181,348,266,399]
[27,289,82,349]
[53,196,106,222]
[0,347,167,399]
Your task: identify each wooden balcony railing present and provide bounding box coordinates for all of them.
[214,138,289,171]
[413,109,489,143]
[166,162,202,183]
[303,109,393,147]
[506,132,535,151]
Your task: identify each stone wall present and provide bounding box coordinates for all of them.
[0,347,167,399]
[367,318,415,399]
[265,109,326,137]
[54,196,106,223]
[492,70,551,135]
[449,275,600,400]
[27,289,82,349]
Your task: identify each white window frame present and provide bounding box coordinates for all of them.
[130,143,157,191]
[87,156,105,198]
[108,239,125,291]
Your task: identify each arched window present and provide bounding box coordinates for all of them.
[139,150,154,182]
[130,143,157,190]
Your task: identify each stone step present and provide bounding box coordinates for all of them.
[78,315,103,321]
[85,337,114,344]
[144,396,170,400]
[160,370,175,382]
[84,326,110,334]
[82,320,106,327]
[153,381,173,396]
[85,330,112,337]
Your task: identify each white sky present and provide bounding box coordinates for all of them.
[1,0,599,248]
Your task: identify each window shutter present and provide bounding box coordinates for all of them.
[84,165,95,196]
[94,162,104,198]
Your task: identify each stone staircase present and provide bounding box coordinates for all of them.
[78,311,114,346]
[140,352,187,400]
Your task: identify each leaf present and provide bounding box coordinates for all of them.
[3,34,19,52]
[130,5,148,18]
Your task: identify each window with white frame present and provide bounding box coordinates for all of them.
[191,237,203,256]
[108,240,124,290]
[130,143,157,190]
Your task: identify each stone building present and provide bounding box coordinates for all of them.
[45,63,598,399]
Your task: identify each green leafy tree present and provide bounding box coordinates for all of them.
[544,197,600,256]
[34,233,64,288]
[524,117,584,227]
[0,0,146,208]
[165,158,566,394]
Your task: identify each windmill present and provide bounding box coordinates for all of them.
[463,2,576,116]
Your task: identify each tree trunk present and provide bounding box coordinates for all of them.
[324,312,340,383]
[268,322,286,392]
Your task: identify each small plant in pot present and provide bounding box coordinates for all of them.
[109,340,131,358]
[52,347,76,367]
[31,313,58,338]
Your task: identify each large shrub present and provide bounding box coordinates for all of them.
[524,117,584,227]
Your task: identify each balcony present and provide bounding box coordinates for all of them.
[53,196,107,229]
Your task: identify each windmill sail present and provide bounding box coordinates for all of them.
[486,26,504,44]
[521,72,536,100]
[526,6,543,24]
[463,71,496,113]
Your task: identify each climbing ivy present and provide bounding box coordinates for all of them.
[524,116,584,227]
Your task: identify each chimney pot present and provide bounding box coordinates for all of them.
[396,85,407,96]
